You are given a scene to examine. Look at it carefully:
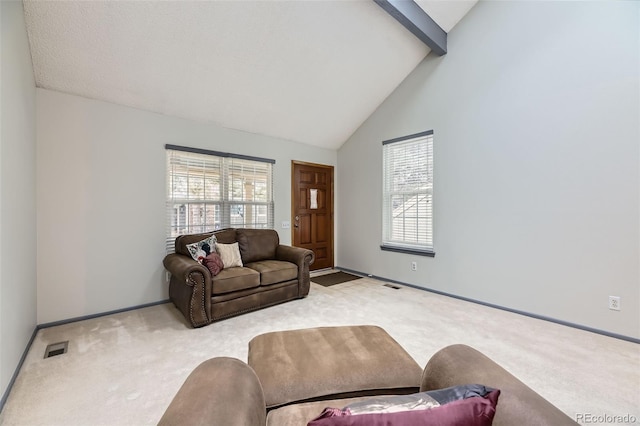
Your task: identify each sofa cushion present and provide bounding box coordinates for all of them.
[214,228,238,244]
[236,229,279,263]
[248,325,422,409]
[245,260,297,285]
[211,267,259,295]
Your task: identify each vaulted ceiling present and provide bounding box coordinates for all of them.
[23,0,476,149]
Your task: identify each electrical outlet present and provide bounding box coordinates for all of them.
[609,296,621,311]
[411,261,417,271]
[165,271,171,282]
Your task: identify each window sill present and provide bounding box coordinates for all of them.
[380,245,435,257]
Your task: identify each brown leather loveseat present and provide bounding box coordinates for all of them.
[163,228,314,327]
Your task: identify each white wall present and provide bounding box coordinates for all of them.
[0,0,37,400]
[36,89,336,324]
[338,1,639,339]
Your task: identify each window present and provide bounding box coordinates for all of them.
[166,145,274,252]
[381,130,434,256]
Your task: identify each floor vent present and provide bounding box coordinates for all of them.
[44,341,68,359]
[383,284,401,290]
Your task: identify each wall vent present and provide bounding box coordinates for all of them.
[383,284,401,290]
[44,341,68,358]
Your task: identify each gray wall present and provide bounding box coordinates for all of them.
[36,89,337,324]
[0,0,37,399]
[338,1,639,338]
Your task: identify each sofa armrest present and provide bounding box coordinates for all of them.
[421,344,578,426]
[158,357,266,426]
[276,245,315,297]
[163,253,212,327]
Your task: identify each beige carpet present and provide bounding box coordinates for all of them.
[1,276,639,425]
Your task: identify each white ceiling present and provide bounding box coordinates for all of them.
[23,0,476,150]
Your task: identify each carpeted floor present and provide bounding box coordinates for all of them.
[1,275,638,425]
[311,271,361,286]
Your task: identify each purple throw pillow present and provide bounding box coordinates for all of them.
[307,389,500,426]
[202,252,224,276]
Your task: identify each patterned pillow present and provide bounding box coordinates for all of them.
[186,235,217,263]
[216,242,243,268]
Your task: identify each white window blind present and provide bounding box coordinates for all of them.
[166,145,274,253]
[382,131,434,254]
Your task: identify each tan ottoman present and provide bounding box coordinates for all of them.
[247,325,422,409]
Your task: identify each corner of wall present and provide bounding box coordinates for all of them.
[0,0,38,405]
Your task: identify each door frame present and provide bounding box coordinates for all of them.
[291,160,334,269]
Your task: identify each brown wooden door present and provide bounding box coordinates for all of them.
[292,161,334,270]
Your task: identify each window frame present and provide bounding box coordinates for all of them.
[380,130,435,257]
[166,144,275,253]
